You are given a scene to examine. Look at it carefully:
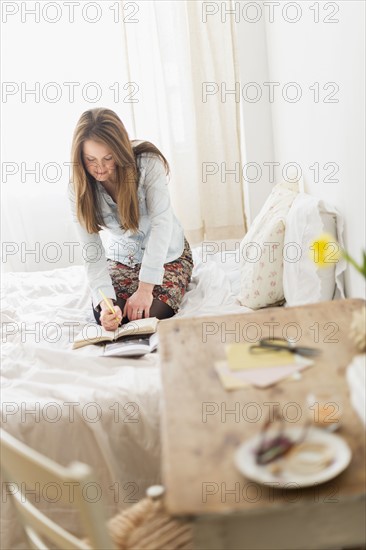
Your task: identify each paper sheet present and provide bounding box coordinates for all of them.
[216,357,313,389]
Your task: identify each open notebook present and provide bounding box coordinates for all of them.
[72,317,159,350]
[104,333,159,357]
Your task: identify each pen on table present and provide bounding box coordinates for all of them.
[98,289,121,323]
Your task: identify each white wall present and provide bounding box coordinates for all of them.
[235,9,275,226]
[263,0,365,298]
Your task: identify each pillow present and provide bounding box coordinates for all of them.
[283,193,346,306]
[242,180,299,243]
[238,180,299,309]
[238,219,286,308]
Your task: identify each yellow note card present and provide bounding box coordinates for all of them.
[215,361,250,390]
[226,343,295,371]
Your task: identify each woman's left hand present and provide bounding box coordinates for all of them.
[123,286,154,321]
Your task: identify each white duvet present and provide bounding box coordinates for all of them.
[1,244,250,548]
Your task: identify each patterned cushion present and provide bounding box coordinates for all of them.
[238,181,299,309]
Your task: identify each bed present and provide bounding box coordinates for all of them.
[1,242,251,549]
[1,180,346,547]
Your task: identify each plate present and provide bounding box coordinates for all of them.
[234,426,352,488]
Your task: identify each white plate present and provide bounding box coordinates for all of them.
[234,426,352,488]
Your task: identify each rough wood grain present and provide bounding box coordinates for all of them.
[158,299,366,518]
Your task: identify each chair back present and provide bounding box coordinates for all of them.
[0,428,115,549]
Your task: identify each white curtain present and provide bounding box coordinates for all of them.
[1,0,246,273]
[119,0,247,242]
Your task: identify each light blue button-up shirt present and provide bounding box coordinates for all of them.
[68,152,185,307]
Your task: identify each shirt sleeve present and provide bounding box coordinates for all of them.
[68,182,116,308]
[138,155,174,285]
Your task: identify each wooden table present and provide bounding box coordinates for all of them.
[158,299,366,550]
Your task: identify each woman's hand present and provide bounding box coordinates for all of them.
[100,301,123,331]
[123,283,154,321]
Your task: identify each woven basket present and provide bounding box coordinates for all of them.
[107,487,193,550]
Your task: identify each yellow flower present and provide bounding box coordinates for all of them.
[310,234,366,278]
[310,234,341,268]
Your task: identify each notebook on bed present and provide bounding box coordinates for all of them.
[103,333,159,357]
[72,317,159,350]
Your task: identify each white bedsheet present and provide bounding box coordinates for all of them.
[1,244,250,548]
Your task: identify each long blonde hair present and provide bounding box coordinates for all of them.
[70,108,170,233]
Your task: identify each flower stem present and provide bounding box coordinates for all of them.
[341,250,366,278]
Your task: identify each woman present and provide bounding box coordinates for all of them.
[68,107,193,331]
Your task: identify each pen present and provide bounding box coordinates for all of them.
[98,289,121,322]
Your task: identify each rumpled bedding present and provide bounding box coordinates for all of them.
[1,243,250,548]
